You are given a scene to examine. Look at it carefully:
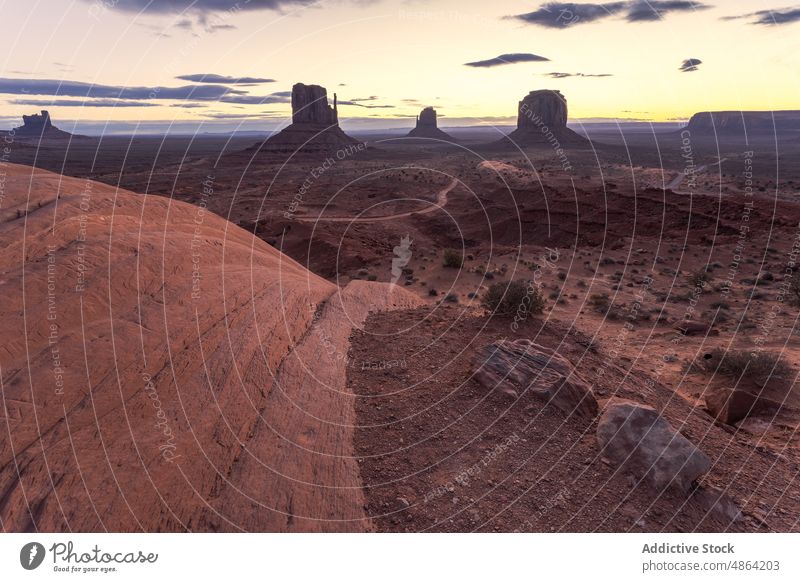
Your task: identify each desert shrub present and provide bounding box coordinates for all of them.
[367,274,378,281]
[443,249,463,269]
[428,288,438,297]
[481,280,544,316]
[710,301,730,310]
[588,293,611,314]
[557,271,567,281]
[691,348,791,385]
[688,268,711,288]
[788,277,800,307]
[444,293,459,303]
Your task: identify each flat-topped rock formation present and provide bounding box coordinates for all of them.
[497,90,587,147]
[406,107,455,141]
[9,110,74,139]
[685,110,800,135]
[259,83,362,154]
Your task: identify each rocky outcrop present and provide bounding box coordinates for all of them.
[11,110,73,139]
[0,163,420,532]
[704,384,784,425]
[685,111,800,135]
[260,82,362,154]
[597,399,711,493]
[517,90,568,132]
[473,339,598,420]
[499,90,587,147]
[291,83,338,125]
[406,107,455,141]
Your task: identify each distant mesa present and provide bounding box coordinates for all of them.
[685,110,800,135]
[406,107,455,141]
[259,83,362,154]
[501,89,587,147]
[10,110,74,139]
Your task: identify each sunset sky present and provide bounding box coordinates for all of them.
[1,0,798,133]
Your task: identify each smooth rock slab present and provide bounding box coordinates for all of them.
[597,399,711,492]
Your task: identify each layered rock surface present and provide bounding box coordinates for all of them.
[0,163,417,531]
[473,339,598,420]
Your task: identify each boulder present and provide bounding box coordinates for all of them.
[704,385,782,425]
[676,320,718,336]
[597,399,711,492]
[473,339,598,419]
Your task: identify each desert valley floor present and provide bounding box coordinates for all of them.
[1,119,800,532]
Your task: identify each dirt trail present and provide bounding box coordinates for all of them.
[216,280,422,531]
[667,157,727,191]
[295,177,458,223]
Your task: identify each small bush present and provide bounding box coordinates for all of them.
[443,249,463,269]
[688,269,711,288]
[788,277,800,307]
[444,293,459,303]
[588,293,611,314]
[691,348,791,385]
[428,288,438,297]
[367,274,378,281]
[481,280,545,316]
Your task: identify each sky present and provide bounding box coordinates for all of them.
[0,0,798,134]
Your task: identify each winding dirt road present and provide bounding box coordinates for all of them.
[667,157,727,191]
[295,177,458,223]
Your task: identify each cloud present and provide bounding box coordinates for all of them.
[200,112,285,119]
[0,77,295,109]
[176,74,276,84]
[218,93,291,104]
[510,2,628,27]
[206,23,237,32]
[0,77,248,101]
[545,71,613,78]
[509,1,711,27]
[626,1,710,22]
[10,98,158,107]
[338,100,394,109]
[679,58,702,72]
[464,53,550,67]
[85,0,318,14]
[722,6,800,25]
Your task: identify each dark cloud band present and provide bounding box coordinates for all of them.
[510,1,711,27]
[465,53,550,68]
